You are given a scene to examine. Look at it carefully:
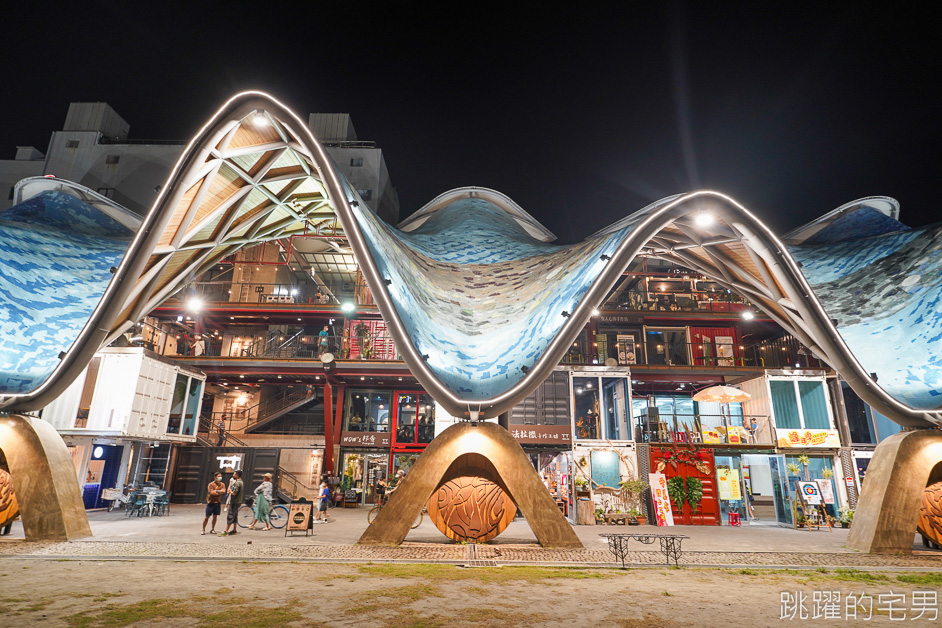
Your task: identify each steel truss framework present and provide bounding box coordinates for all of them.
[1,92,937,431]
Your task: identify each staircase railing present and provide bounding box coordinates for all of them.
[277,466,318,501]
[197,415,249,447]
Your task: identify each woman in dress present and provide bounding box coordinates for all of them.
[249,472,274,531]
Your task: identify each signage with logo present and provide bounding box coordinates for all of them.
[600,313,642,326]
[510,425,572,445]
[798,481,822,506]
[216,454,243,470]
[340,431,391,448]
[286,502,312,531]
[775,428,840,448]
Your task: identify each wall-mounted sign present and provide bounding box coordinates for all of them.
[216,454,243,470]
[510,425,572,445]
[340,431,391,448]
[600,313,642,326]
[616,335,636,365]
[649,472,674,526]
[775,429,840,448]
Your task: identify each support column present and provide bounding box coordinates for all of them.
[323,381,333,477]
[847,429,942,553]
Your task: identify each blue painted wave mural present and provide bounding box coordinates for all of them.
[0,191,134,395]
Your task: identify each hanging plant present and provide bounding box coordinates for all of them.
[685,477,703,512]
[787,463,800,476]
[821,468,833,480]
[797,454,810,467]
[578,456,587,467]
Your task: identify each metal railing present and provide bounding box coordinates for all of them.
[634,413,774,445]
[206,387,317,436]
[563,338,825,369]
[167,278,372,307]
[600,288,753,313]
[197,415,248,447]
[277,467,319,501]
[199,333,399,361]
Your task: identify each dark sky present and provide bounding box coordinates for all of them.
[4,3,939,242]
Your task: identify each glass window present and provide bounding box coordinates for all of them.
[166,374,188,434]
[644,328,690,365]
[345,390,390,432]
[182,378,201,436]
[394,392,435,445]
[770,380,800,429]
[798,381,830,429]
[601,378,628,440]
[573,377,599,439]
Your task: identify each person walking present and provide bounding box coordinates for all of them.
[202,472,226,535]
[220,470,244,536]
[248,473,274,531]
[314,480,330,523]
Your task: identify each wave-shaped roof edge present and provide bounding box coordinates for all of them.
[397,186,558,243]
[1,91,937,431]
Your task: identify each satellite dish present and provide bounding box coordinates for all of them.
[604,357,618,367]
[320,352,335,364]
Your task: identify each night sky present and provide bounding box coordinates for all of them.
[4,3,939,243]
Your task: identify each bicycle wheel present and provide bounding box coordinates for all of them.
[269,505,289,529]
[411,509,423,529]
[237,505,255,528]
[367,505,382,525]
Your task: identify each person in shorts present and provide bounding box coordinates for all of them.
[202,471,226,535]
[220,470,243,536]
[315,480,329,523]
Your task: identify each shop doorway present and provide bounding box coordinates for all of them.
[82,444,124,509]
[341,451,389,505]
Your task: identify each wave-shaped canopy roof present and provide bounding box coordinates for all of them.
[0,91,938,429]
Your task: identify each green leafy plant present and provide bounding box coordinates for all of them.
[838,508,854,524]
[619,478,648,511]
[796,454,810,466]
[685,477,703,512]
[787,463,800,476]
[821,468,834,480]
[667,477,686,506]
[577,456,587,467]
[796,511,807,526]
[627,508,641,517]
[594,506,604,521]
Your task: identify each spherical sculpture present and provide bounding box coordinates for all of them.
[427,476,516,543]
[917,481,942,548]
[0,468,19,530]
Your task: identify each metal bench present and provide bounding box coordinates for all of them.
[600,532,689,567]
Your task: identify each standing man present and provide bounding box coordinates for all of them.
[314,480,330,523]
[216,415,226,446]
[318,326,330,356]
[220,470,244,536]
[202,472,226,535]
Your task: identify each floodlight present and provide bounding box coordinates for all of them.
[341,302,355,313]
[694,211,715,227]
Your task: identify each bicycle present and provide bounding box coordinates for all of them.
[236,497,289,529]
[367,496,425,529]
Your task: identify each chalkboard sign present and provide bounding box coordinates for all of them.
[344,489,358,507]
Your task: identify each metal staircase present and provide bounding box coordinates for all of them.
[276,466,318,502]
[242,386,318,433]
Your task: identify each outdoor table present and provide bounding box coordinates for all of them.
[600,532,689,567]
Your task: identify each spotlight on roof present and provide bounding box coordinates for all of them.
[341,302,355,313]
[253,111,268,127]
[591,309,600,317]
[694,211,715,227]
[741,310,755,321]
[186,297,204,313]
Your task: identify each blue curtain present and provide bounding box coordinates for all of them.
[770,380,800,429]
[798,381,830,429]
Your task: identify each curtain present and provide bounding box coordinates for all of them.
[798,381,830,429]
[770,380,800,429]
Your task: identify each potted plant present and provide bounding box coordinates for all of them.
[837,508,854,528]
[796,511,807,528]
[632,508,648,526]
[627,508,640,525]
[787,462,801,476]
[821,468,834,480]
[797,454,811,481]
[594,506,605,523]
[619,478,648,513]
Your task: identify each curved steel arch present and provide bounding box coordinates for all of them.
[1,91,938,431]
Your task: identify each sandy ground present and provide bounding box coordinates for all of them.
[1,559,939,627]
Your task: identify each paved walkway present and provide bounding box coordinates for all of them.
[1,504,939,569]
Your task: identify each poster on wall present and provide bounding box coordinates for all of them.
[648,473,674,526]
[616,335,636,365]
[797,481,822,506]
[590,450,620,488]
[815,479,835,505]
[717,468,741,501]
[714,335,735,366]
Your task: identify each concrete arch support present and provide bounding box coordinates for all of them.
[847,429,942,553]
[358,422,582,548]
[0,414,91,541]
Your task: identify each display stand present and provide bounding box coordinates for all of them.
[794,481,832,532]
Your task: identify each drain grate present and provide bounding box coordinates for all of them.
[466,560,499,567]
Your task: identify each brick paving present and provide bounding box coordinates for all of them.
[1,539,940,569]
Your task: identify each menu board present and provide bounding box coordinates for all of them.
[286,502,312,531]
[717,468,742,501]
[648,473,674,526]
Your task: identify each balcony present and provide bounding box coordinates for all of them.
[165,279,370,307]
[635,412,775,446]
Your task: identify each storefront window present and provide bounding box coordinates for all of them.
[573,377,599,439]
[345,390,391,432]
[394,393,435,445]
[785,455,838,518]
[166,374,189,434]
[601,378,628,440]
[182,379,202,436]
[770,379,832,431]
[644,328,690,366]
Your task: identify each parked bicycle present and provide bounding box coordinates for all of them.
[236,497,289,529]
[367,496,424,529]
